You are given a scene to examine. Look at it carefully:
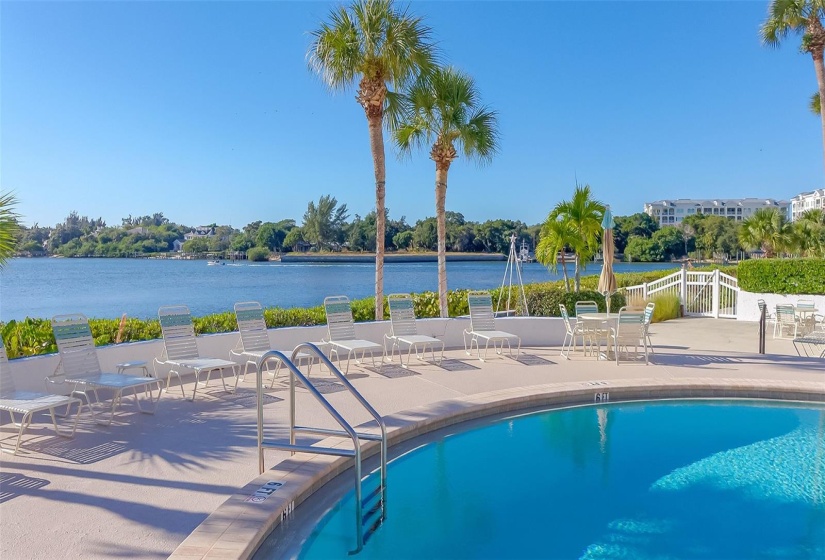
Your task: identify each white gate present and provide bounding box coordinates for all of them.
[624,268,738,319]
[718,272,739,318]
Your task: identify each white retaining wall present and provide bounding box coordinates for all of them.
[5,317,567,393]
[737,290,825,321]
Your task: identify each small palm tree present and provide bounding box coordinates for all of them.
[762,0,825,173]
[793,208,825,256]
[550,185,605,292]
[309,0,437,320]
[395,67,499,317]
[739,208,791,257]
[536,216,578,293]
[0,192,20,267]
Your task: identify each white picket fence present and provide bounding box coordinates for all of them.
[623,268,739,319]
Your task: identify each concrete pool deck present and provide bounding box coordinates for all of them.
[1,317,823,559]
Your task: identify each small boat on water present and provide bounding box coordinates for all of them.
[207,260,225,266]
[517,240,535,264]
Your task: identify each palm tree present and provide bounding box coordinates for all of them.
[309,0,436,320]
[535,215,578,293]
[739,207,791,257]
[792,208,825,256]
[394,67,499,317]
[550,185,605,292]
[762,1,825,174]
[0,192,20,267]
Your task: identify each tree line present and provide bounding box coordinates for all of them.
[13,194,825,265]
[13,200,536,259]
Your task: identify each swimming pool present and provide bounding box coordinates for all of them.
[282,400,825,559]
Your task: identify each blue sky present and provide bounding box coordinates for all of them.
[1,1,818,229]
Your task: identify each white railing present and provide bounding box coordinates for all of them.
[623,268,738,319]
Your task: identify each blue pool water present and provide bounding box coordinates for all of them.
[296,401,825,559]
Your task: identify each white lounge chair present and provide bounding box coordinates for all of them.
[50,314,163,425]
[230,301,312,387]
[0,339,82,454]
[463,291,521,361]
[155,305,241,400]
[558,304,584,359]
[385,294,444,368]
[609,307,648,365]
[323,296,384,374]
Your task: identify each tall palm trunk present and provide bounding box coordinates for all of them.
[559,253,571,293]
[367,114,386,321]
[435,165,449,317]
[574,254,581,292]
[813,45,825,177]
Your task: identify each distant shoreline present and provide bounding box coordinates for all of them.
[280,252,507,263]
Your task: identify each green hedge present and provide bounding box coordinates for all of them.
[0,266,703,359]
[738,258,825,295]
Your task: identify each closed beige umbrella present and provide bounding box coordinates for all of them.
[598,206,617,311]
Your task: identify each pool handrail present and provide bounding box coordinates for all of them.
[255,343,387,554]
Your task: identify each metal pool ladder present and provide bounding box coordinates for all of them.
[255,343,387,554]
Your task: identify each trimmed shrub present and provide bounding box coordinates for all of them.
[738,258,825,295]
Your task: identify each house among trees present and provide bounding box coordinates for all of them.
[184,226,215,240]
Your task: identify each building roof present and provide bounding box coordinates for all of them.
[790,188,825,201]
[644,198,789,207]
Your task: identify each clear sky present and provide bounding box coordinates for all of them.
[1,1,819,229]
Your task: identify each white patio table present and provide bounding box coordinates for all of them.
[577,313,618,359]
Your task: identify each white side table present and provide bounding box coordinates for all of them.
[116,360,150,377]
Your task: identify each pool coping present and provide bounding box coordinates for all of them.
[168,377,825,559]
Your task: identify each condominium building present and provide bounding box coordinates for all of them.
[643,198,790,227]
[790,189,825,221]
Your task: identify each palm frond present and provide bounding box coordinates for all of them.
[760,0,813,47]
[0,191,20,267]
[308,0,437,96]
[393,65,499,166]
[308,6,361,90]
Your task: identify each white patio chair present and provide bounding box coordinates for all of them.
[558,304,584,359]
[609,308,648,365]
[0,338,82,454]
[575,300,599,317]
[49,314,163,425]
[774,304,802,340]
[580,317,611,359]
[385,294,444,368]
[643,302,655,353]
[323,296,384,374]
[154,305,241,400]
[463,291,521,361]
[230,301,312,387]
[796,300,817,334]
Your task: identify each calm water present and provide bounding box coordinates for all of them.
[0,258,679,321]
[294,401,825,559]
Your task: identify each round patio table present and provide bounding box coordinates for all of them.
[577,313,618,359]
